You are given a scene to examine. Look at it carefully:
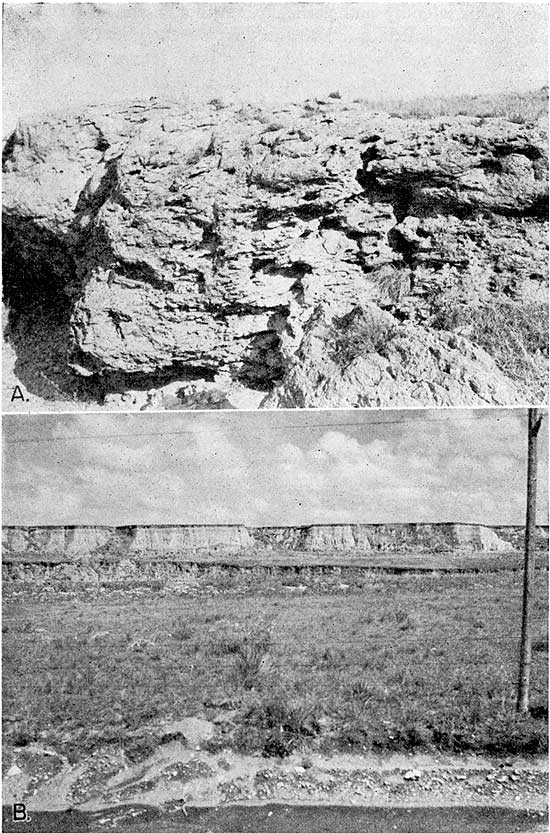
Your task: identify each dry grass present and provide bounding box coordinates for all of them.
[469,301,549,398]
[372,264,413,306]
[330,306,398,366]
[430,298,549,400]
[357,88,548,123]
[3,569,547,761]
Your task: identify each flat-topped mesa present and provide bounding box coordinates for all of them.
[2,523,538,560]
[2,524,253,557]
[255,523,517,552]
[3,98,548,408]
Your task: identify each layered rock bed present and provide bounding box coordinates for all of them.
[3,97,548,409]
[5,524,548,590]
[5,522,546,559]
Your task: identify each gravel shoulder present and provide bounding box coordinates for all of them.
[3,736,548,816]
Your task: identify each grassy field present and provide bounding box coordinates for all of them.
[3,569,547,763]
[356,88,548,122]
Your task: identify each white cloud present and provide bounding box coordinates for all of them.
[2,411,548,526]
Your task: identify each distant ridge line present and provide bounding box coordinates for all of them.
[3,523,548,531]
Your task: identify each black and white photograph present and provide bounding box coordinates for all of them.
[1,3,549,833]
[2,409,549,830]
[2,3,548,412]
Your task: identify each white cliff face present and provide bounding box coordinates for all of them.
[252,526,363,550]
[127,525,252,551]
[2,523,520,558]
[450,524,514,552]
[2,526,114,556]
[300,525,358,550]
[252,524,515,552]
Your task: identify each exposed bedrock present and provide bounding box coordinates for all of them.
[3,99,548,407]
[4,523,547,560]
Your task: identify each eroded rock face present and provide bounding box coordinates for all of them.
[3,98,548,408]
[2,522,524,558]
[263,305,522,408]
[2,524,253,556]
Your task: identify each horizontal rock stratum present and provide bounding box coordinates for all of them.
[2,96,548,409]
[4,523,548,559]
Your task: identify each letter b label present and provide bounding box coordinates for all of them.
[13,803,30,822]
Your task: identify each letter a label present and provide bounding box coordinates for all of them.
[10,386,27,403]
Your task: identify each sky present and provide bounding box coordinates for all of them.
[2,3,548,131]
[3,409,548,527]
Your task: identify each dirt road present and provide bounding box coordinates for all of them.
[2,803,548,833]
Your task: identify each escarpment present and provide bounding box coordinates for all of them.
[4,522,547,561]
[3,98,548,409]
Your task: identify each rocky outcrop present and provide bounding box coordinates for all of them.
[2,523,525,560]
[2,524,253,557]
[3,525,113,556]
[253,523,516,553]
[495,524,549,550]
[3,97,547,409]
[262,306,521,408]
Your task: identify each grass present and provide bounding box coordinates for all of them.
[355,88,548,123]
[469,301,549,400]
[371,264,413,307]
[430,298,549,401]
[329,306,397,367]
[3,568,547,762]
[210,619,273,690]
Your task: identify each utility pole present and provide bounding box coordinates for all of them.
[517,408,543,713]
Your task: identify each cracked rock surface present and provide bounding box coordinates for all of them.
[3,98,548,409]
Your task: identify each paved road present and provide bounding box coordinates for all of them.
[3,804,547,833]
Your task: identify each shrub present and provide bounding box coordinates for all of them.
[347,678,380,707]
[211,620,273,690]
[330,307,397,366]
[477,712,548,755]
[240,692,320,757]
[394,723,434,750]
[9,726,37,747]
[171,616,193,642]
[372,264,412,306]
